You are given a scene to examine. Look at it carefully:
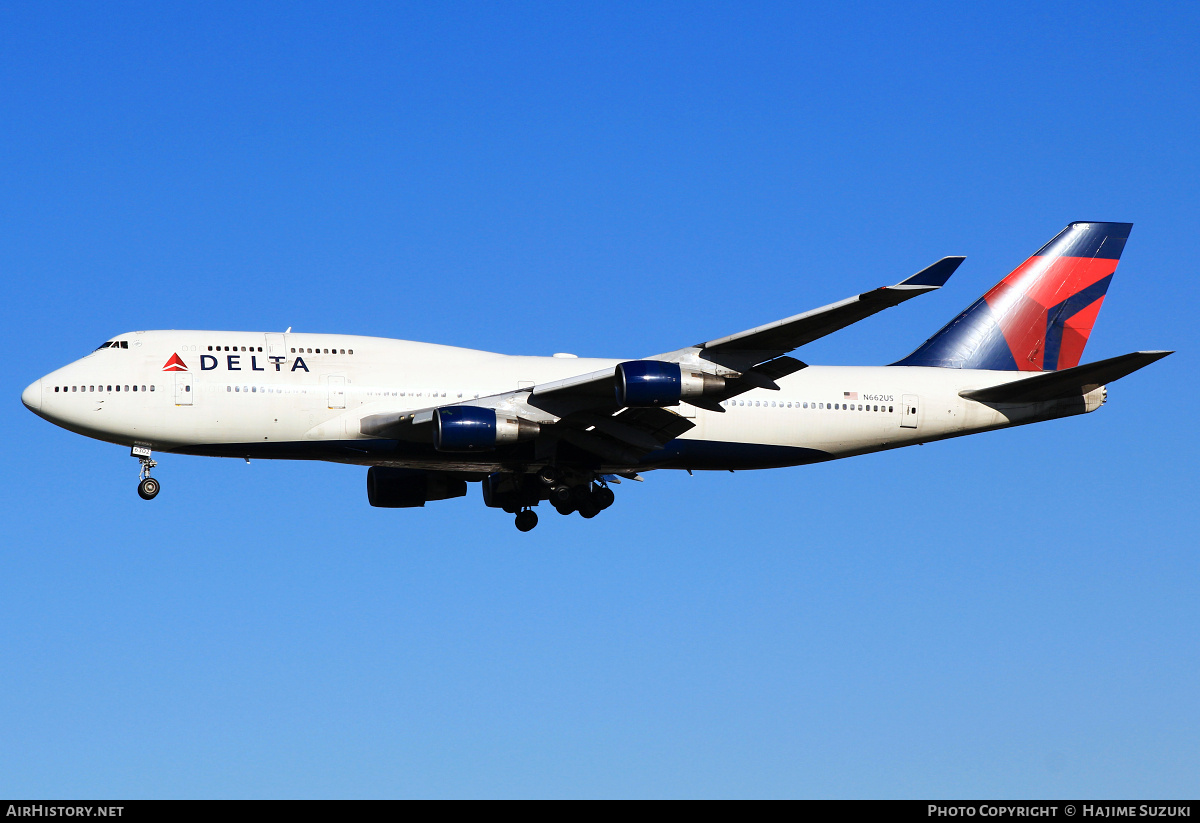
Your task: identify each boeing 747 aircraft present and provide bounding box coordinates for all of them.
[22,222,1170,530]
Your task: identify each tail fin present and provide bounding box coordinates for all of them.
[892,222,1132,370]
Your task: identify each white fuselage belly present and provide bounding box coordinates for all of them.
[30,330,1104,471]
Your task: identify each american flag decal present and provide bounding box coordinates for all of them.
[844,391,858,400]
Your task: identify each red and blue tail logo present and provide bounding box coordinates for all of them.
[893,222,1131,371]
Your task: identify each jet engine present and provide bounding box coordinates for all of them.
[433,406,540,452]
[481,472,544,512]
[366,467,468,508]
[615,360,725,407]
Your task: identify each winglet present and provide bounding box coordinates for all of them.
[898,256,966,288]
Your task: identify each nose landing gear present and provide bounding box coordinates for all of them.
[138,476,160,500]
[133,445,160,500]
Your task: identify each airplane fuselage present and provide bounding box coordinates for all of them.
[24,329,1102,473]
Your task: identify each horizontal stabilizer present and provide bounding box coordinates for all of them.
[959,351,1172,403]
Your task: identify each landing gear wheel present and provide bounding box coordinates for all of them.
[548,485,574,507]
[554,503,575,516]
[578,501,600,519]
[593,486,615,510]
[137,477,160,500]
[537,466,561,486]
[515,510,539,532]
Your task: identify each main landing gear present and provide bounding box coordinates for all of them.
[514,509,539,532]
[540,468,616,520]
[133,445,160,500]
[548,482,614,519]
[485,470,619,531]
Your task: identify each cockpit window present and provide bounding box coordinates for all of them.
[93,340,129,351]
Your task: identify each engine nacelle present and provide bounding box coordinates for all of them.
[615,361,726,407]
[366,467,468,508]
[433,406,540,452]
[481,472,543,512]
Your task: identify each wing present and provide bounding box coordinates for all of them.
[524,254,964,410]
[669,255,965,372]
[359,257,963,464]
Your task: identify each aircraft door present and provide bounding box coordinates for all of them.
[265,333,286,358]
[328,375,346,409]
[900,394,918,428]
[175,372,193,406]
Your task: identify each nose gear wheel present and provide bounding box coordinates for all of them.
[133,446,160,500]
[138,477,160,500]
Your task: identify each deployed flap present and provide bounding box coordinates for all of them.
[696,257,964,370]
[608,406,695,446]
[572,407,693,451]
[556,407,694,462]
[683,356,809,413]
[742,355,807,388]
[959,351,1172,403]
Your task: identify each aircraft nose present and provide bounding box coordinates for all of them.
[21,378,42,412]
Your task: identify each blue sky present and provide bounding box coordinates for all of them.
[2,1,1197,798]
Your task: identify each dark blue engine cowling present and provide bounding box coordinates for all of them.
[481,472,542,512]
[366,467,467,508]
[434,406,497,451]
[616,360,682,407]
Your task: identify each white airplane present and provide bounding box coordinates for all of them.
[22,222,1169,531]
